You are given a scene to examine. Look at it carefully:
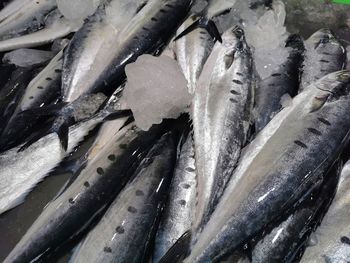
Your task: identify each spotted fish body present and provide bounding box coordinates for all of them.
[63,0,191,102]
[71,132,177,263]
[4,121,169,263]
[254,34,304,132]
[251,162,341,263]
[300,159,350,263]
[185,71,350,263]
[153,133,196,262]
[300,29,346,92]
[0,0,57,40]
[191,27,253,233]
[0,49,64,150]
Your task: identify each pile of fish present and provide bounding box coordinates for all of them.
[0,0,349,262]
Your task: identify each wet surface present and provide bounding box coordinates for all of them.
[0,0,350,262]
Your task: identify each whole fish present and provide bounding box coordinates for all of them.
[4,120,170,263]
[154,133,196,262]
[0,66,41,136]
[0,0,57,40]
[0,9,78,52]
[251,162,341,263]
[191,26,253,232]
[300,29,346,92]
[185,70,350,262]
[63,0,192,102]
[0,93,106,215]
[300,159,350,263]
[254,34,304,132]
[71,132,177,263]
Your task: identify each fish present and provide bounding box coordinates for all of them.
[63,0,192,102]
[254,34,304,132]
[249,0,272,9]
[175,15,214,94]
[3,119,171,263]
[0,49,64,151]
[70,132,177,263]
[153,132,197,262]
[0,0,57,40]
[0,93,107,215]
[0,0,33,23]
[184,70,350,262]
[0,9,78,52]
[300,159,350,263]
[0,65,42,137]
[191,26,253,232]
[300,29,346,92]
[251,161,341,263]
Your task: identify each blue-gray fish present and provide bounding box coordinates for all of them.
[185,70,350,262]
[254,34,304,132]
[0,93,106,215]
[300,159,350,263]
[251,161,341,263]
[153,132,196,262]
[191,26,253,232]
[63,0,191,102]
[3,119,170,263]
[300,29,346,92]
[70,132,177,263]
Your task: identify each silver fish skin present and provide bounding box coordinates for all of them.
[153,133,196,262]
[251,162,341,263]
[300,159,350,263]
[191,26,253,232]
[63,0,191,102]
[185,71,350,263]
[0,9,77,52]
[0,93,106,215]
[254,34,304,132]
[0,0,32,23]
[300,29,346,92]
[3,121,169,263]
[175,16,214,94]
[0,50,63,151]
[0,0,57,40]
[71,132,177,263]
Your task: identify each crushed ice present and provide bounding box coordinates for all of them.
[57,0,100,22]
[124,55,191,131]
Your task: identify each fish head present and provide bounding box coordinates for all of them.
[309,71,350,112]
[308,28,340,50]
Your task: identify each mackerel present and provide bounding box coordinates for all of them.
[154,133,196,262]
[300,159,350,263]
[63,0,192,102]
[254,34,304,132]
[191,27,253,232]
[71,132,177,263]
[4,119,170,263]
[185,71,350,262]
[300,29,346,92]
[0,93,106,215]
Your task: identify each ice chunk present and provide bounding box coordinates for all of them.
[124,55,191,131]
[57,0,100,22]
[244,1,289,79]
[3,48,55,67]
